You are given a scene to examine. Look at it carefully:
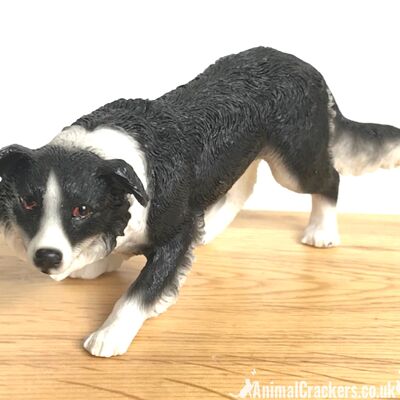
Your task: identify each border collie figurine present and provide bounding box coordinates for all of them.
[0,47,399,357]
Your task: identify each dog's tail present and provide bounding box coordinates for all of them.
[328,89,400,175]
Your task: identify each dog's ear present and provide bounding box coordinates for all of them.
[0,145,34,178]
[98,159,149,207]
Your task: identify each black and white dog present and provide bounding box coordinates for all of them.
[0,47,399,357]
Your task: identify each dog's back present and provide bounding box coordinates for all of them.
[73,48,333,209]
[159,46,332,202]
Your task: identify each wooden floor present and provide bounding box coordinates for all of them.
[0,211,400,399]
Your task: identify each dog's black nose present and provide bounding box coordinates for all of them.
[34,248,63,273]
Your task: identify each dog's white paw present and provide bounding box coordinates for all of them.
[83,323,136,357]
[301,225,340,248]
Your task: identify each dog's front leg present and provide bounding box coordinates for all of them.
[83,225,195,357]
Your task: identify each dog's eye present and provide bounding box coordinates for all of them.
[20,196,38,211]
[72,205,92,219]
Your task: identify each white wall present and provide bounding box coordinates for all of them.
[0,0,399,214]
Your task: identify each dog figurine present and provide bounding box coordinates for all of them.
[0,47,399,357]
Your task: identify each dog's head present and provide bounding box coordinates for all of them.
[0,144,148,280]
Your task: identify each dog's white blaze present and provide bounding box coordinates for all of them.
[24,172,110,280]
[27,172,73,269]
[51,126,149,254]
[203,161,259,244]
[301,194,340,248]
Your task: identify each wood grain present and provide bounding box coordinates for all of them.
[0,211,399,399]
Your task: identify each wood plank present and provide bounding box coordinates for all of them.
[0,211,399,399]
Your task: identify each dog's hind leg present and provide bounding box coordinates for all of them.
[202,160,259,244]
[301,192,340,248]
[297,167,340,248]
[265,148,341,248]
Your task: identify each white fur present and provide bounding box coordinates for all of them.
[332,138,400,176]
[83,251,193,357]
[264,151,302,193]
[83,293,148,357]
[47,235,110,281]
[327,88,400,176]
[83,293,177,357]
[380,145,400,169]
[327,86,376,176]
[202,161,259,244]
[115,195,148,255]
[51,126,149,257]
[69,253,127,279]
[27,172,73,271]
[83,269,190,357]
[326,87,337,137]
[301,194,340,248]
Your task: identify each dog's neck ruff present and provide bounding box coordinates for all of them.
[50,125,150,254]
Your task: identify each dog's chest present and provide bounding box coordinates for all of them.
[115,195,149,255]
